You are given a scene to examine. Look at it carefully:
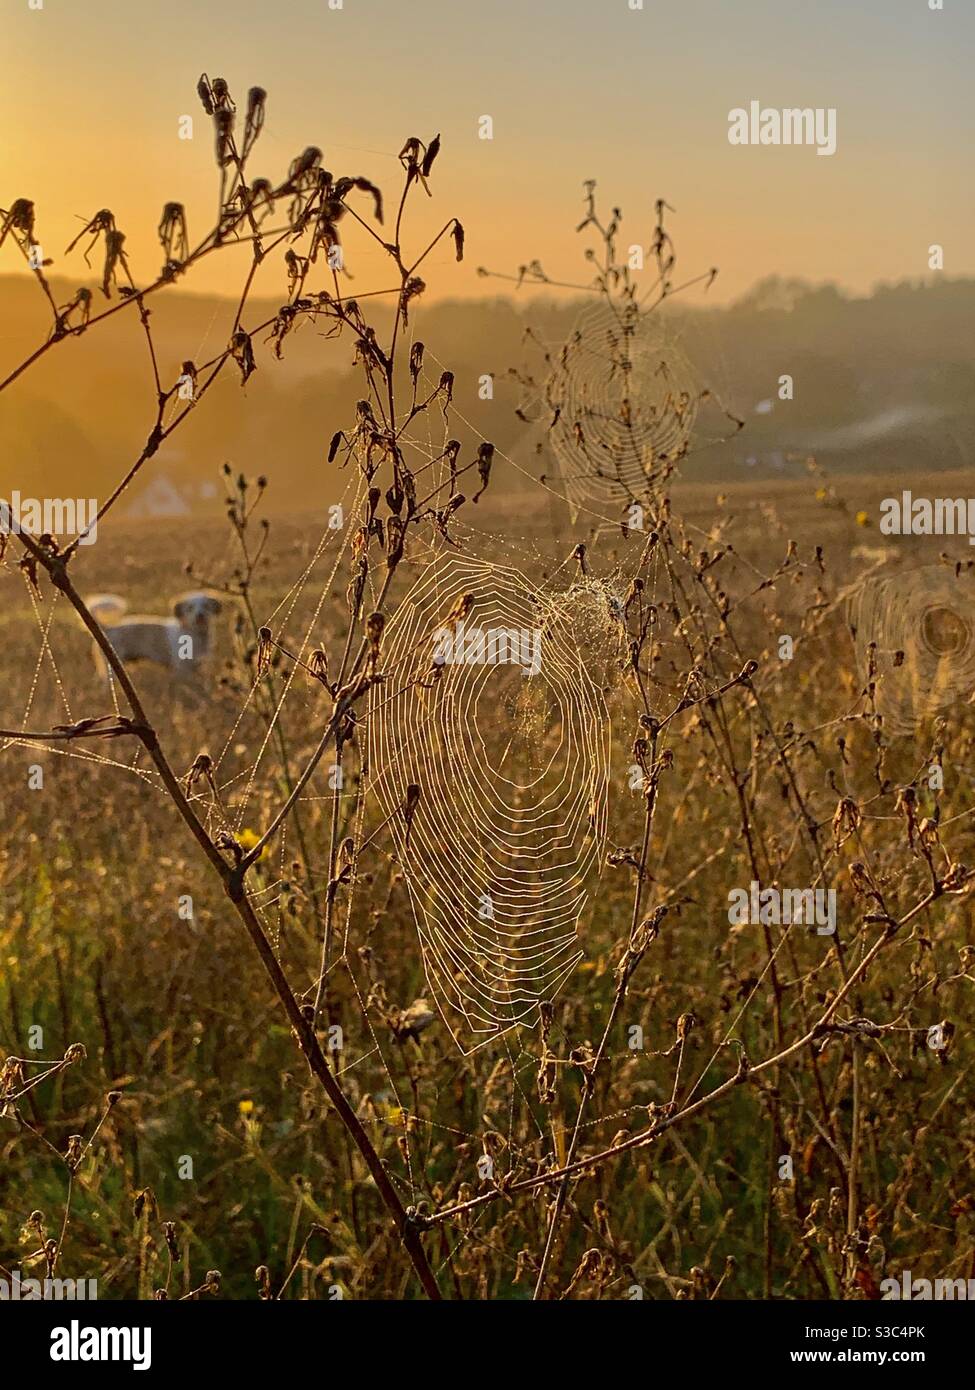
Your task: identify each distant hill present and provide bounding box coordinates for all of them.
[2,273,972,515]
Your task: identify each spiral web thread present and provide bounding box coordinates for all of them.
[1,217,733,1229]
[848,564,975,736]
[367,550,611,1051]
[544,297,701,517]
[1,341,803,1222]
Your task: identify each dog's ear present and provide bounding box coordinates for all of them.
[172,594,193,623]
[205,595,223,616]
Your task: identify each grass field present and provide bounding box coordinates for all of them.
[2,468,973,1300]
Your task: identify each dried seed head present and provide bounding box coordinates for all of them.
[394,997,437,1043]
[133,1187,158,1220]
[420,133,441,179]
[0,198,36,247]
[366,611,385,650]
[229,329,256,385]
[196,74,215,114]
[385,516,405,568]
[352,177,384,223]
[214,108,235,167]
[242,87,267,157]
[256,627,274,676]
[472,442,494,502]
[289,146,322,181]
[158,202,188,264]
[163,1221,180,1262]
[400,276,426,322]
[309,648,330,688]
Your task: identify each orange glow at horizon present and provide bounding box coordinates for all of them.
[1,0,972,307]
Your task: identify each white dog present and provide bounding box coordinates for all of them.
[85,591,223,679]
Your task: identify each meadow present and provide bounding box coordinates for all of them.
[1,73,972,1303]
[2,470,973,1300]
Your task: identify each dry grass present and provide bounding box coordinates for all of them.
[1,74,973,1302]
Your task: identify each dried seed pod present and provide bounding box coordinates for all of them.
[402,783,421,847]
[196,74,215,115]
[256,627,274,677]
[309,648,330,688]
[385,516,405,568]
[288,146,322,182]
[394,998,437,1043]
[366,611,385,654]
[101,229,126,296]
[229,329,256,385]
[352,177,383,223]
[210,77,233,111]
[399,276,426,323]
[242,86,266,158]
[158,202,188,264]
[163,1221,180,1262]
[214,108,235,168]
[0,198,35,247]
[133,1187,158,1220]
[420,133,440,178]
[472,442,494,502]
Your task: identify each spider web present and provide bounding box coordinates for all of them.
[366,547,611,1051]
[0,264,788,1257]
[544,298,701,516]
[848,564,975,737]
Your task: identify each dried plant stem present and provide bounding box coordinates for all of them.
[533,726,660,1299]
[17,531,442,1301]
[241,571,394,873]
[845,1036,862,1289]
[429,886,944,1228]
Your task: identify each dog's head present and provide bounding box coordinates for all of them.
[173,591,223,633]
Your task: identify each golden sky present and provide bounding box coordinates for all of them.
[1,0,972,305]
